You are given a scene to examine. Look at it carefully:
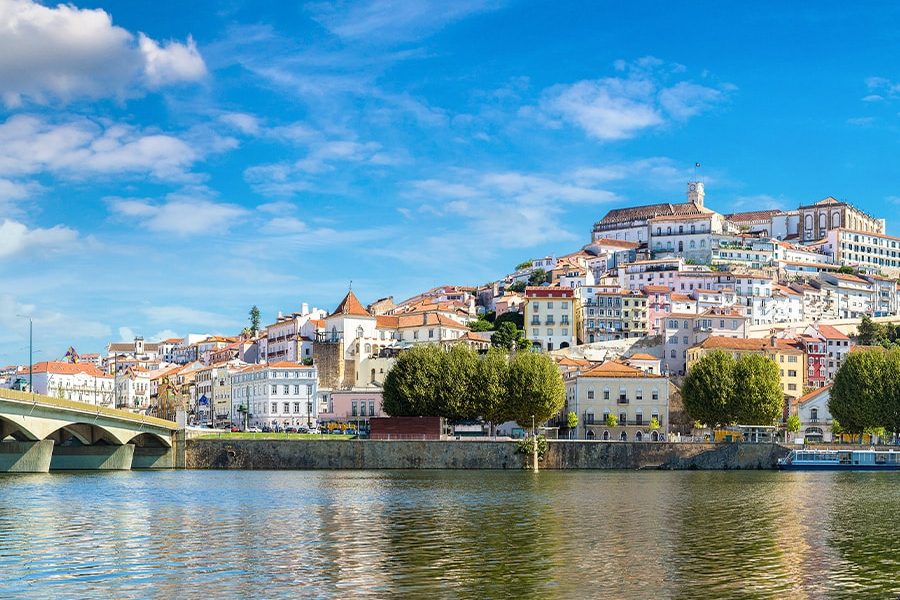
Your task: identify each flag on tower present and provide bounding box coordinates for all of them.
[694,162,701,168]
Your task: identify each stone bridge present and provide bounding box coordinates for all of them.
[0,388,180,473]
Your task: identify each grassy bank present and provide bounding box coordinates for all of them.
[198,432,356,440]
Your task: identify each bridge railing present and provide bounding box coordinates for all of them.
[0,388,178,430]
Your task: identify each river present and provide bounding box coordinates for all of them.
[0,470,898,598]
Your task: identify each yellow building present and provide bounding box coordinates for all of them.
[686,335,805,399]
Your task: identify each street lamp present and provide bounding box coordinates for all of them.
[306,385,312,429]
[15,314,32,394]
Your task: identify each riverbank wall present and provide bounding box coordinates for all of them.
[185,439,790,470]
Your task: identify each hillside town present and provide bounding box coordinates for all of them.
[4,181,898,444]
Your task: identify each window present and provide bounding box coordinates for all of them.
[283,402,290,414]
[636,388,643,401]
[271,402,277,413]
[369,401,375,416]
[283,385,289,395]
[294,385,300,395]
[294,402,300,413]
[652,389,659,401]
[810,408,819,422]
[603,388,610,400]
[547,301,554,309]
[788,370,797,377]
[307,384,313,396]
[587,388,595,399]
[352,401,358,416]
[271,385,277,394]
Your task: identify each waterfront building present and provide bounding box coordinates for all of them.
[231,362,318,429]
[802,324,852,382]
[195,360,246,427]
[791,385,834,443]
[19,361,114,407]
[687,335,805,399]
[115,366,151,412]
[562,360,670,441]
[524,286,579,351]
[317,390,385,433]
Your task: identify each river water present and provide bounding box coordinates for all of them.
[1,470,899,598]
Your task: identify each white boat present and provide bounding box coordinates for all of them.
[777,448,900,470]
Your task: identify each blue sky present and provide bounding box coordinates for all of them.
[2,0,900,363]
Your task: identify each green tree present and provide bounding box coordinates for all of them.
[881,348,900,438]
[837,265,856,275]
[494,311,524,331]
[567,411,578,429]
[504,351,565,429]
[732,354,784,425]
[527,268,550,287]
[649,417,661,431]
[507,281,526,293]
[682,350,736,428]
[249,305,261,336]
[491,322,530,351]
[857,315,887,346]
[382,345,445,416]
[605,414,618,428]
[515,260,533,271]
[469,318,493,332]
[829,348,886,436]
[471,349,511,435]
[437,344,478,420]
[786,414,801,443]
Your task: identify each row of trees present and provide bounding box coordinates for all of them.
[681,350,784,427]
[382,344,565,430]
[829,347,900,436]
[856,316,900,348]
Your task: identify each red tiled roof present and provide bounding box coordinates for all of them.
[797,384,832,405]
[328,290,372,318]
[581,360,664,378]
[28,361,111,378]
[815,324,849,340]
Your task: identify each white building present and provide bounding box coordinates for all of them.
[231,362,318,430]
[663,308,748,375]
[525,286,578,351]
[23,361,115,407]
[822,228,900,277]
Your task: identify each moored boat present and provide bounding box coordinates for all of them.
[777,448,900,470]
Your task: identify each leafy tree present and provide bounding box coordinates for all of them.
[382,345,445,416]
[504,351,565,429]
[682,350,736,428]
[527,268,551,287]
[831,418,843,438]
[249,305,261,336]
[437,344,478,420]
[491,322,530,351]
[881,348,900,436]
[857,316,887,347]
[829,348,886,435]
[469,318,493,332]
[481,310,496,323]
[649,417,661,431]
[507,281,526,293]
[786,414,801,434]
[567,411,578,430]
[837,265,856,275]
[605,414,618,428]
[471,349,511,435]
[494,311,524,331]
[732,354,784,425]
[515,260,533,271]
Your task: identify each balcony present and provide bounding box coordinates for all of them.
[617,397,629,404]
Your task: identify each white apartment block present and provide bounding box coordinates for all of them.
[231,362,318,429]
[822,228,900,277]
[663,308,748,375]
[525,286,578,351]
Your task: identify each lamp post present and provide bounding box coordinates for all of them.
[532,414,539,473]
[306,385,312,429]
[16,314,32,394]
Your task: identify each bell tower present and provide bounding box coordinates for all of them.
[687,181,704,207]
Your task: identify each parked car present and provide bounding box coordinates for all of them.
[247,427,262,433]
[230,425,240,432]
[285,427,297,433]
[261,426,272,433]
[297,427,309,434]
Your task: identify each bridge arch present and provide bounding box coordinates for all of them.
[127,432,172,448]
[0,414,40,442]
[44,422,127,446]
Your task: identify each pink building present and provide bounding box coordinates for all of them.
[318,390,385,432]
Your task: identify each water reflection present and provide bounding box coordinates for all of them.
[1,470,899,598]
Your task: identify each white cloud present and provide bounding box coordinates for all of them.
[0,0,206,106]
[0,218,78,259]
[535,58,730,141]
[143,305,235,328]
[219,112,262,135]
[0,115,199,181]
[118,326,137,342]
[138,33,207,88]
[106,195,247,235]
[309,0,503,44]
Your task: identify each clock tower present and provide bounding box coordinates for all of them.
[687,181,704,207]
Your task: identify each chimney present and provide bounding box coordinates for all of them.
[687,181,705,207]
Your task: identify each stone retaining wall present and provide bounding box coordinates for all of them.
[186,439,790,470]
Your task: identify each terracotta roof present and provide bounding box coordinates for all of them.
[328,290,372,318]
[28,361,111,378]
[309,319,325,328]
[670,294,694,302]
[627,353,658,361]
[826,272,869,284]
[525,287,575,298]
[726,209,783,222]
[598,201,709,225]
[375,315,400,328]
[581,360,663,378]
[642,285,672,293]
[815,324,849,340]
[557,356,593,367]
[693,336,803,354]
[797,384,832,405]
[588,238,640,250]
